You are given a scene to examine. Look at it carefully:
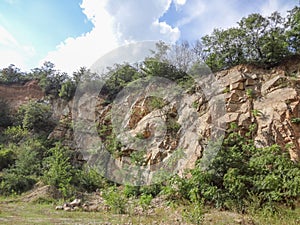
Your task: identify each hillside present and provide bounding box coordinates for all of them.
[1,56,300,225]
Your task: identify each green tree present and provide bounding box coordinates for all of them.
[43,143,73,197]
[100,64,142,101]
[16,101,55,133]
[286,6,300,54]
[0,64,25,84]
[59,78,76,100]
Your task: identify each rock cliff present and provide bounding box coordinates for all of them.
[48,57,300,180]
[0,80,44,110]
[3,58,299,177]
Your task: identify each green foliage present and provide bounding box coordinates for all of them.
[166,119,181,134]
[0,146,15,170]
[32,61,68,98]
[102,186,128,214]
[286,7,300,54]
[139,193,153,211]
[73,167,108,192]
[182,201,205,225]
[130,149,146,166]
[12,142,43,176]
[0,64,26,84]
[0,99,12,128]
[291,117,300,124]
[42,143,73,197]
[59,79,76,100]
[0,172,36,195]
[16,101,55,133]
[3,126,29,143]
[165,130,300,213]
[0,139,46,195]
[100,64,143,102]
[246,88,254,98]
[142,59,192,88]
[202,7,300,71]
[251,109,263,117]
[149,97,166,110]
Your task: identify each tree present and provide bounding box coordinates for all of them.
[31,61,68,97]
[43,143,73,197]
[59,78,76,100]
[16,101,55,133]
[201,9,297,71]
[0,64,24,84]
[100,64,142,101]
[286,6,300,54]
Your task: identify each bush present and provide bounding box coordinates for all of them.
[0,139,46,195]
[102,186,128,214]
[15,101,55,133]
[182,201,205,225]
[73,167,108,192]
[139,193,153,212]
[166,129,300,212]
[0,172,36,195]
[42,143,74,198]
[3,126,29,143]
[0,147,15,170]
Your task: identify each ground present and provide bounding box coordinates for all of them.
[1,190,299,225]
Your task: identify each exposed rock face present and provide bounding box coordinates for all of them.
[49,57,300,177]
[0,80,44,110]
[218,59,300,162]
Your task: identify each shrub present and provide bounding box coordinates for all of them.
[291,117,300,124]
[15,101,56,133]
[42,143,74,198]
[167,130,300,212]
[182,201,205,225]
[73,167,108,192]
[0,147,15,171]
[102,186,128,214]
[0,172,36,195]
[3,126,29,143]
[139,193,153,212]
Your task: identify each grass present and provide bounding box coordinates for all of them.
[0,196,300,224]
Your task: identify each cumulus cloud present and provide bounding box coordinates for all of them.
[0,25,36,70]
[42,0,180,74]
[43,0,118,74]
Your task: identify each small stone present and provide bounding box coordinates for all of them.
[234,218,243,224]
[55,206,64,210]
[69,198,81,207]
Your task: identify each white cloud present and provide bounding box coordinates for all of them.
[173,0,297,40]
[173,0,187,10]
[174,0,186,5]
[175,1,206,27]
[260,0,293,17]
[42,0,180,74]
[0,25,36,70]
[43,0,118,74]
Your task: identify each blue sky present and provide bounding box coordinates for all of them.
[0,0,298,73]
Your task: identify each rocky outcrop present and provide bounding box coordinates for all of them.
[49,57,300,178]
[218,60,300,162]
[0,80,44,110]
